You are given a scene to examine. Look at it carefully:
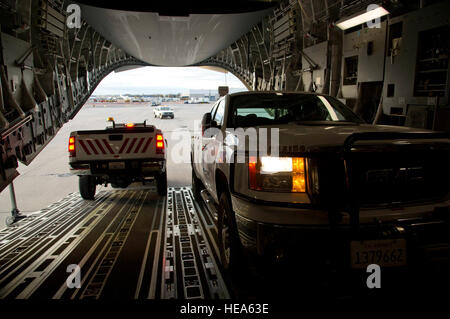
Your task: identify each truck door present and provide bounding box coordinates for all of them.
[202,99,225,196]
[197,101,218,188]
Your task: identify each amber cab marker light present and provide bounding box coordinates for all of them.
[126,123,135,128]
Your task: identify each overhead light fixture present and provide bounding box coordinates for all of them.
[336,5,389,30]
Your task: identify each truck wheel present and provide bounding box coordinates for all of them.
[218,192,242,272]
[79,175,96,200]
[156,172,167,196]
[191,167,204,201]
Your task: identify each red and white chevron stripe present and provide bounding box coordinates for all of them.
[78,137,153,155]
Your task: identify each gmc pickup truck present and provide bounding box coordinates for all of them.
[191,91,450,272]
[69,118,167,199]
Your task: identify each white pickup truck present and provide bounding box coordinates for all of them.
[68,118,167,199]
[191,91,450,272]
[153,106,174,119]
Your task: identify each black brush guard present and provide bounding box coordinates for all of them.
[341,131,450,234]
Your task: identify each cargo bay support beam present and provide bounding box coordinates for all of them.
[0,0,146,193]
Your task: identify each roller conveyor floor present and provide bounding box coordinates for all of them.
[0,187,229,299]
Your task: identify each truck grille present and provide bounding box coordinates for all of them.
[312,146,450,208]
[347,148,449,206]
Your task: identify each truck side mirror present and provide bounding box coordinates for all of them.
[202,113,219,137]
[201,112,212,136]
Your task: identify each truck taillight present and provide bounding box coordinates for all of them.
[156,133,164,154]
[68,136,76,157]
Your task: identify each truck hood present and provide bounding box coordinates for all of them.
[231,123,436,153]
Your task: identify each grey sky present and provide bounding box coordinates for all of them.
[92,66,247,95]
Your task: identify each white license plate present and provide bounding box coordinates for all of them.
[350,238,407,269]
[108,162,125,170]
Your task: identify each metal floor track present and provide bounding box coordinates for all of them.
[0,187,229,299]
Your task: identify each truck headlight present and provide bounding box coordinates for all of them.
[248,156,306,192]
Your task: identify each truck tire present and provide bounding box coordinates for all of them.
[191,167,204,201]
[217,192,242,273]
[79,175,96,200]
[156,172,167,196]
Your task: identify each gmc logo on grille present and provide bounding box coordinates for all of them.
[365,167,425,186]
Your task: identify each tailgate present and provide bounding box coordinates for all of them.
[73,130,157,161]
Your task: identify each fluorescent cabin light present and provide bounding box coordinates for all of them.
[336,6,389,30]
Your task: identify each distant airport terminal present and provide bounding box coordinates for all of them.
[90,87,245,104]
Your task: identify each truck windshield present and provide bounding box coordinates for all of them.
[230,93,364,127]
[160,107,171,110]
